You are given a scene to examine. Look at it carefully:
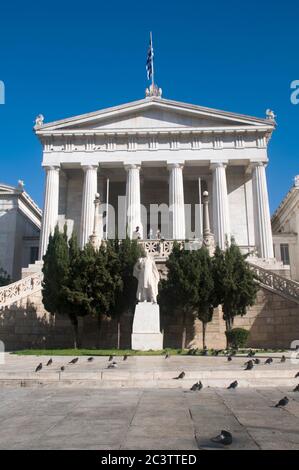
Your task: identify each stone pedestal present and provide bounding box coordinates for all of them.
[131,302,163,351]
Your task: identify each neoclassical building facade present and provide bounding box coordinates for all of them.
[35,94,276,260]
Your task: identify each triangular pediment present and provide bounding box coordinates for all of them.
[36,97,274,134]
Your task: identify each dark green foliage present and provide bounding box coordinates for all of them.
[212,241,258,333]
[42,225,69,317]
[159,243,215,348]
[226,328,250,349]
[0,267,10,287]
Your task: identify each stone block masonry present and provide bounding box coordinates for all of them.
[1,285,299,350]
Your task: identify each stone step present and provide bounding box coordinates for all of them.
[0,369,298,388]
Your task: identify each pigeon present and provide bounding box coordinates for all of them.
[69,357,78,364]
[254,358,261,365]
[190,380,203,391]
[244,360,254,370]
[295,372,299,378]
[35,363,42,372]
[107,363,117,369]
[87,357,94,362]
[165,353,170,359]
[265,357,273,365]
[247,349,255,357]
[46,358,52,366]
[108,355,113,362]
[227,356,232,362]
[227,380,238,390]
[211,430,233,446]
[60,366,65,371]
[280,355,286,363]
[123,355,128,361]
[293,384,299,392]
[275,396,289,408]
[173,371,185,380]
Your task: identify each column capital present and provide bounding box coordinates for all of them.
[124,163,141,171]
[43,165,60,172]
[167,162,184,170]
[250,161,268,169]
[210,161,228,170]
[81,164,98,172]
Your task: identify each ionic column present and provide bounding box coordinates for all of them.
[39,166,60,258]
[168,163,185,239]
[80,165,98,248]
[125,164,142,239]
[211,162,230,249]
[251,162,274,258]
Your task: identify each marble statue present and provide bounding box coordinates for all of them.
[133,254,160,303]
[34,114,44,128]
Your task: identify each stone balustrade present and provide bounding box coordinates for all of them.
[0,273,42,309]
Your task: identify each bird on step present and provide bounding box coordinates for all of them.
[46,358,52,366]
[295,372,299,378]
[165,352,170,359]
[107,363,117,369]
[69,358,78,364]
[247,350,255,357]
[191,380,203,391]
[265,357,273,365]
[293,384,299,392]
[280,355,286,363]
[35,363,42,373]
[244,360,254,370]
[211,430,232,446]
[60,366,65,371]
[227,356,232,362]
[173,371,185,380]
[108,355,114,362]
[227,380,238,390]
[87,357,94,362]
[123,355,128,361]
[254,358,261,365]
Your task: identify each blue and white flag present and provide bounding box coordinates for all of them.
[146,33,154,80]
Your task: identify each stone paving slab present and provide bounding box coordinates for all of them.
[0,386,298,450]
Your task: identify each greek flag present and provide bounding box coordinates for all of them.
[146,33,154,80]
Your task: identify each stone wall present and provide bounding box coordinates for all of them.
[1,286,299,351]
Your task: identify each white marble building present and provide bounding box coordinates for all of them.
[0,182,41,280]
[35,93,276,260]
[272,176,299,281]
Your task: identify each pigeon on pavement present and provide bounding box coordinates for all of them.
[46,358,52,366]
[244,360,254,370]
[275,396,289,408]
[211,430,232,446]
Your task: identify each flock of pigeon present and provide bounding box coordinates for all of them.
[34,350,299,447]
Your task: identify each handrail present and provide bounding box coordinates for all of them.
[0,273,42,309]
[249,262,299,304]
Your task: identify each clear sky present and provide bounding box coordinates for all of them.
[0,0,298,212]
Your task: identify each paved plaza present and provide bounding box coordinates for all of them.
[0,386,299,450]
[0,354,299,450]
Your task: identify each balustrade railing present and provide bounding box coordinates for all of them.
[0,273,42,309]
[249,262,299,304]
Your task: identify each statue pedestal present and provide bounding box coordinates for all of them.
[131,302,163,351]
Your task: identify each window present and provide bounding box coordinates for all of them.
[280,244,290,265]
[30,246,39,264]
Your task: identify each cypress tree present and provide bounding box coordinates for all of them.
[212,240,258,340]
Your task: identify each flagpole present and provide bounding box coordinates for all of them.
[150,31,154,89]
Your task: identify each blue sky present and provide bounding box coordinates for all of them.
[0,0,298,212]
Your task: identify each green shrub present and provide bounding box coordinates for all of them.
[225,328,249,349]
